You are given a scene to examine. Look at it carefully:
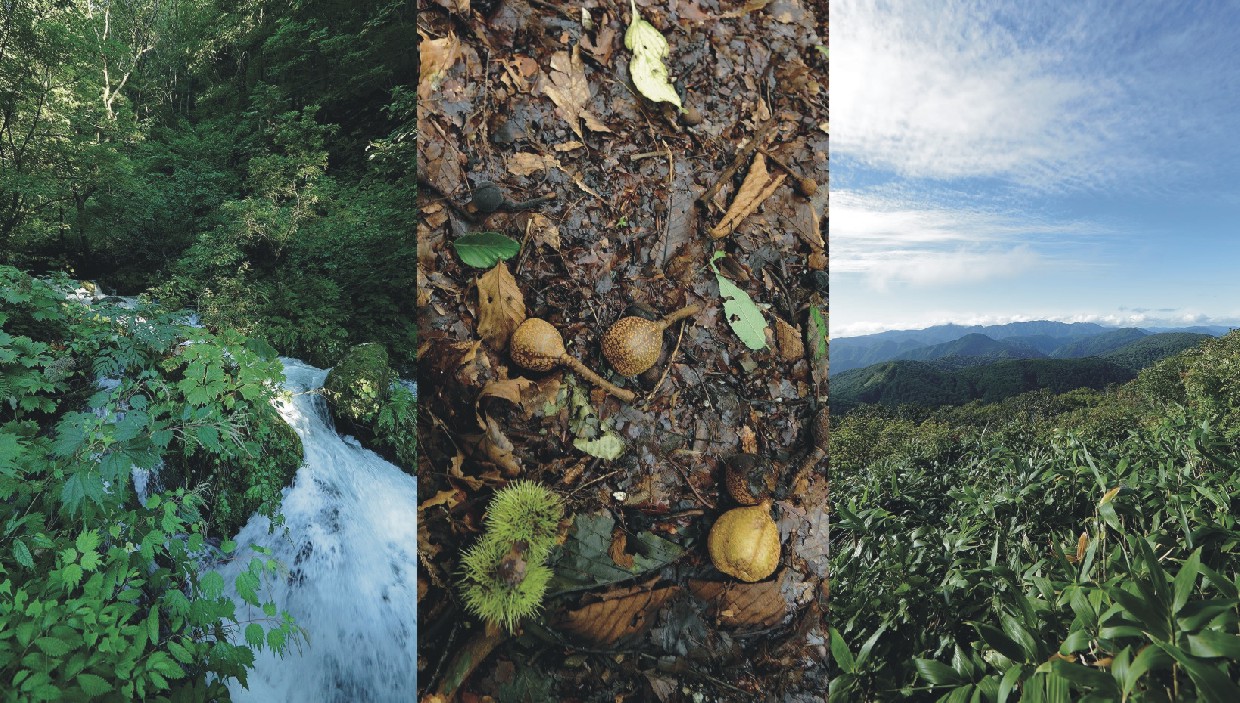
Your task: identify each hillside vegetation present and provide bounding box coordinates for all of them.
[831,333,1211,414]
[829,330,1240,702]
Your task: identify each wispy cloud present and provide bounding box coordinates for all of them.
[830,189,1106,288]
[830,1,1240,193]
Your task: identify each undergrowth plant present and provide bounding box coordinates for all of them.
[0,267,302,700]
[830,331,1240,702]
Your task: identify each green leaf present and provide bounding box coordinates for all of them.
[199,571,224,599]
[76,530,101,554]
[997,665,1024,703]
[13,540,33,569]
[914,658,965,686]
[33,636,70,657]
[1156,642,1240,703]
[1172,548,1202,614]
[266,628,286,652]
[245,623,264,649]
[624,0,682,108]
[572,434,625,460]
[974,621,1028,663]
[452,232,521,268]
[829,628,856,674]
[195,425,221,452]
[76,673,112,695]
[709,252,768,350]
[1186,631,1240,659]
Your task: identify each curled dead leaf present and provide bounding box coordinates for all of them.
[709,153,787,239]
[419,32,462,101]
[525,213,561,249]
[476,263,526,352]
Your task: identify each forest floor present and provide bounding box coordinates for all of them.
[416,1,828,700]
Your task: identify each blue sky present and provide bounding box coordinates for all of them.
[829,1,1240,337]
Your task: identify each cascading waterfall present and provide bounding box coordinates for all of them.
[213,358,419,701]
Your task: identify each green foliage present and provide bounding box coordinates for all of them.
[831,330,1240,701]
[710,252,769,350]
[453,232,522,268]
[0,267,303,698]
[323,343,415,471]
[459,482,565,633]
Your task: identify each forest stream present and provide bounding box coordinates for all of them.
[213,359,419,701]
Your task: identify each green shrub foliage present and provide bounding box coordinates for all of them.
[830,330,1240,702]
[1,267,302,700]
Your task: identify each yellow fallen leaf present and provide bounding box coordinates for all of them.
[475,263,526,352]
[625,0,682,109]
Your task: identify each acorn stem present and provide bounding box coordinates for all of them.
[658,303,702,330]
[561,356,637,403]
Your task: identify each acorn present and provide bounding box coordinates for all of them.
[510,318,636,403]
[799,408,827,473]
[707,500,781,582]
[725,453,776,505]
[601,303,702,377]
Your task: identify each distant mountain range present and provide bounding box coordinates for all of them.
[828,321,1225,414]
[831,321,1233,374]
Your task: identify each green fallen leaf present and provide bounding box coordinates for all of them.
[453,232,521,268]
[710,252,769,350]
[573,433,625,460]
[625,0,682,109]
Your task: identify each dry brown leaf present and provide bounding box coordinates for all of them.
[418,488,462,513]
[476,377,538,424]
[419,32,462,101]
[554,140,585,152]
[609,528,635,569]
[710,153,787,239]
[476,263,526,352]
[688,577,787,630]
[525,213,562,249]
[459,416,523,477]
[541,45,612,140]
[581,24,617,64]
[739,425,759,455]
[507,151,561,177]
[550,583,679,646]
[775,317,805,362]
[573,174,603,199]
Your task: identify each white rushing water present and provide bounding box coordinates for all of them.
[215,358,419,701]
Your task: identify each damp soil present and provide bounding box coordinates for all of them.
[417,1,828,700]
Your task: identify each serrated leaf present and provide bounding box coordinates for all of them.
[76,530,101,554]
[76,673,112,695]
[453,232,521,268]
[245,623,264,649]
[710,253,768,350]
[33,636,70,657]
[573,434,625,460]
[267,628,286,652]
[14,540,33,568]
[199,571,224,599]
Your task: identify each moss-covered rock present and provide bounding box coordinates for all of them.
[322,343,415,472]
[324,343,394,430]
